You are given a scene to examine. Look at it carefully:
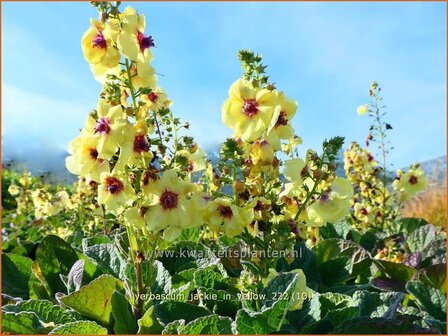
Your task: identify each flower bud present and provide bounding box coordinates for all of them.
[233,180,245,194]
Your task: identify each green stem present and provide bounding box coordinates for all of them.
[373,96,388,229]
[125,58,138,109]
[294,154,326,221]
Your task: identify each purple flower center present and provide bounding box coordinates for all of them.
[320,188,332,203]
[148,92,158,102]
[94,117,111,135]
[242,99,258,117]
[89,148,99,160]
[275,111,288,128]
[105,176,124,195]
[360,207,368,216]
[137,32,155,52]
[218,205,233,219]
[133,135,150,153]
[160,190,178,211]
[409,175,418,185]
[92,31,107,49]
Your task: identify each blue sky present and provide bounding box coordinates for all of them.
[2,1,446,173]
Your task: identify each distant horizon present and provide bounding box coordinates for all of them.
[2,1,446,172]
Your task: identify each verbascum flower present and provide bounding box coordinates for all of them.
[222,79,278,142]
[114,122,153,170]
[262,269,313,311]
[393,166,427,202]
[140,88,172,112]
[250,140,275,166]
[98,172,135,214]
[19,172,32,187]
[128,60,157,90]
[307,177,353,226]
[83,99,130,159]
[8,184,20,196]
[81,19,120,69]
[143,170,201,241]
[177,148,207,172]
[123,205,147,230]
[357,104,368,115]
[267,92,298,150]
[353,202,374,227]
[117,6,154,62]
[66,134,110,182]
[281,158,306,198]
[204,198,254,237]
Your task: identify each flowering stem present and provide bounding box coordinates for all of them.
[100,204,107,235]
[294,154,326,221]
[372,95,388,229]
[135,253,144,320]
[125,58,138,109]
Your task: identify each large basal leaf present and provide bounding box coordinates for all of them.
[154,301,211,326]
[180,314,233,334]
[332,315,426,334]
[406,281,446,321]
[352,290,404,318]
[35,235,79,295]
[1,311,52,334]
[313,239,371,288]
[289,242,320,290]
[2,253,32,299]
[49,321,108,334]
[419,263,446,294]
[111,290,137,334]
[84,243,126,279]
[406,224,436,254]
[60,274,123,326]
[196,287,239,317]
[235,272,298,334]
[390,217,428,235]
[158,241,221,275]
[373,259,416,283]
[137,306,163,334]
[2,299,74,325]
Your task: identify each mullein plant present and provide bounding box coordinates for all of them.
[203,50,353,277]
[345,82,427,233]
[65,2,353,316]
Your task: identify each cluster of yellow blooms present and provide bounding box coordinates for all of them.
[66,5,353,248]
[8,172,72,220]
[347,83,427,232]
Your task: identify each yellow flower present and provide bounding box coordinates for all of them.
[267,92,298,150]
[66,134,110,182]
[8,184,20,196]
[123,205,147,230]
[177,148,207,172]
[353,202,374,226]
[281,158,306,198]
[250,140,275,166]
[18,172,32,187]
[140,88,172,112]
[262,269,313,311]
[117,6,154,62]
[222,79,278,142]
[114,123,153,170]
[393,166,427,202]
[83,99,130,159]
[97,172,135,214]
[204,198,254,237]
[127,60,157,90]
[143,170,201,241]
[357,104,368,115]
[307,177,353,227]
[81,19,120,68]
